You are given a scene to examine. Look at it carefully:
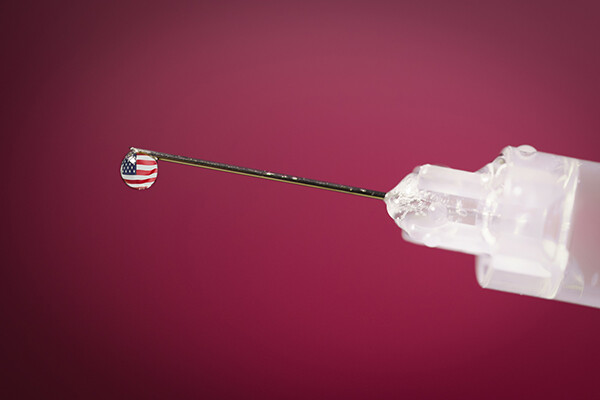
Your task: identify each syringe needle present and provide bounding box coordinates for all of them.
[126,147,386,200]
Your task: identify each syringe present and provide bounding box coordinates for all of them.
[121,145,600,309]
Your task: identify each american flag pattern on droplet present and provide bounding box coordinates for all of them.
[120,153,158,190]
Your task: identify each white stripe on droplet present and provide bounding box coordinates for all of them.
[137,154,156,161]
[122,173,157,180]
[136,164,157,171]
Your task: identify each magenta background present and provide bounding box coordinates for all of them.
[3,1,600,398]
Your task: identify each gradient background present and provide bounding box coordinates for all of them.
[3,1,600,398]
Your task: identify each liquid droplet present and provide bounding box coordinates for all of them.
[120,151,158,190]
[518,144,537,157]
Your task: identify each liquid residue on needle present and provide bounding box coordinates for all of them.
[384,172,432,222]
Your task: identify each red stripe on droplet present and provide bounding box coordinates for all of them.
[124,177,156,185]
[135,168,157,176]
[136,159,157,166]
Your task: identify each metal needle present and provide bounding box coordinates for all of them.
[131,147,386,200]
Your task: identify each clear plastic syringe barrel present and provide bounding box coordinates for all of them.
[385,145,600,308]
